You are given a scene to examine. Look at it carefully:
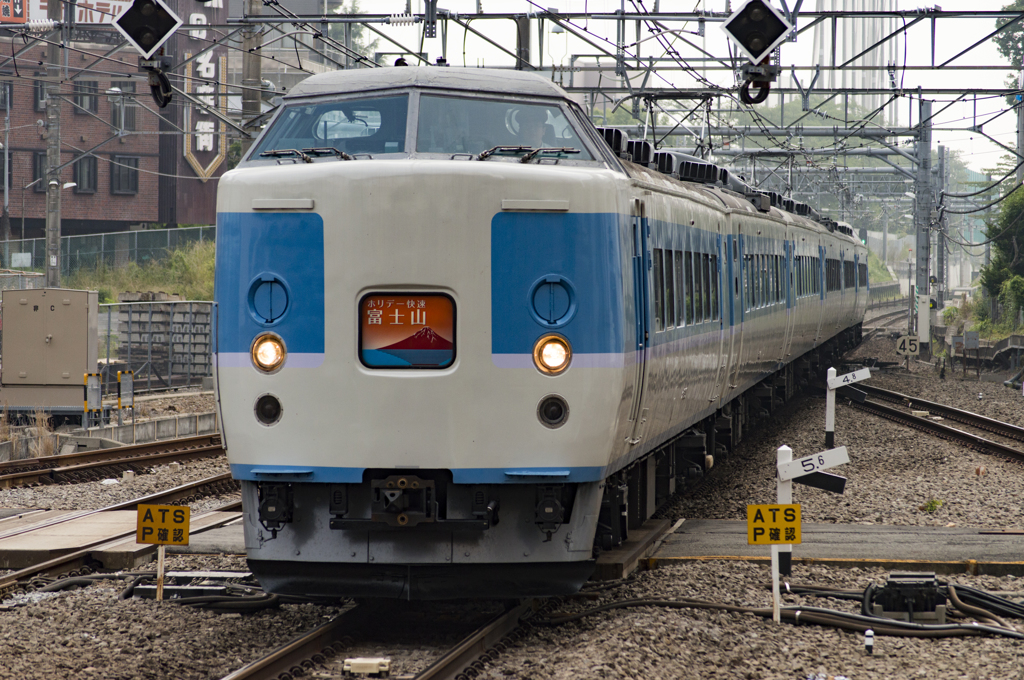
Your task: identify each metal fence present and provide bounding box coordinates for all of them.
[99,300,214,394]
[0,269,43,290]
[867,282,905,309]
[0,226,215,279]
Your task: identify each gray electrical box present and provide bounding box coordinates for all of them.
[0,289,99,415]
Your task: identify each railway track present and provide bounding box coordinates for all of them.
[220,600,534,680]
[0,433,224,489]
[845,391,1024,465]
[0,473,240,599]
[855,384,1024,443]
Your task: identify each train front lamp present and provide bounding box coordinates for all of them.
[533,334,571,375]
[251,333,286,372]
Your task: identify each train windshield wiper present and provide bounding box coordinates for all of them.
[302,147,354,161]
[477,145,533,161]
[257,148,313,163]
[520,147,581,163]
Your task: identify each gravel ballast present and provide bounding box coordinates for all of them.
[4,343,1024,679]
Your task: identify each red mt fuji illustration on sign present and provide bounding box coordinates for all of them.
[380,327,453,351]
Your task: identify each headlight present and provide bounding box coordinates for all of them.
[251,333,286,372]
[533,334,571,375]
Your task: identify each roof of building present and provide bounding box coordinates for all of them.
[286,66,569,100]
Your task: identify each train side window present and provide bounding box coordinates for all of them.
[774,255,781,303]
[653,248,665,332]
[694,252,704,323]
[665,250,676,329]
[744,255,753,312]
[686,252,695,324]
[674,251,685,326]
[709,255,719,320]
[702,254,711,320]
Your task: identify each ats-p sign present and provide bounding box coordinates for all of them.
[136,504,190,545]
[747,503,801,545]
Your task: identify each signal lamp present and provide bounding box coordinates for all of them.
[533,334,571,375]
[721,0,793,65]
[113,0,183,59]
[251,333,286,373]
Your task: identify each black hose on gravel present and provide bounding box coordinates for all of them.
[531,598,1024,640]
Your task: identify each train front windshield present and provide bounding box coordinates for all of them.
[415,95,593,158]
[250,92,594,161]
[251,95,410,157]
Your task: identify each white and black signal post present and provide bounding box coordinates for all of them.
[776,444,851,574]
[825,366,871,447]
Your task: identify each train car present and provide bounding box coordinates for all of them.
[214,67,867,599]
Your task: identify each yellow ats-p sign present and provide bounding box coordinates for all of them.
[747,504,801,545]
[136,504,191,545]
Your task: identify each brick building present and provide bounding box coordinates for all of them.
[0,0,228,238]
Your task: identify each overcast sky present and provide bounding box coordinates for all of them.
[371,1,1019,174]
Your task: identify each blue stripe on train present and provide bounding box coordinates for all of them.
[215,212,325,355]
[491,212,625,356]
[231,464,607,484]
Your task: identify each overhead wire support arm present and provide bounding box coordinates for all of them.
[791,64,820,112]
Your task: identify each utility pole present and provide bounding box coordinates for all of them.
[915,98,932,359]
[240,0,263,156]
[936,145,946,305]
[1,81,9,248]
[1018,53,1024,185]
[44,0,63,288]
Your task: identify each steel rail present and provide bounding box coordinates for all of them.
[849,399,1024,464]
[0,434,225,488]
[216,600,533,680]
[0,486,241,598]
[218,607,359,680]
[856,385,1024,443]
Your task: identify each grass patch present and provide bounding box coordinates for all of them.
[66,241,215,301]
[867,249,892,283]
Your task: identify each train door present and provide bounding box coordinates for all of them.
[710,229,726,402]
[730,228,746,389]
[625,199,650,448]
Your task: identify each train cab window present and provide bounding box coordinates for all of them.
[252,95,409,158]
[653,249,665,332]
[673,251,685,326]
[416,95,594,159]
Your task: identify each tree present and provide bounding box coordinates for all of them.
[992,1,1024,104]
[328,1,379,63]
[979,185,1024,299]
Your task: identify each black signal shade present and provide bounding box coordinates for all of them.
[114,0,183,59]
[721,0,792,64]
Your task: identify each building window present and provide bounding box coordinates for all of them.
[110,156,139,194]
[74,81,99,114]
[73,155,97,194]
[34,75,46,112]
[33,151,47,193]
[0,80,11,111]
[109,81,137,131]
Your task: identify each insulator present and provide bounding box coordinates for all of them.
[25,19,60,31]
[389,13,415,26]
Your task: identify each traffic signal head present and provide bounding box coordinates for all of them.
[114,0,183,59]
[721,0,793,65]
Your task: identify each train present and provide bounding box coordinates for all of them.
[214,66,868,600]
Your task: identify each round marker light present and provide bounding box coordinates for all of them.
[533,334,571,375]
[251,333,286,373]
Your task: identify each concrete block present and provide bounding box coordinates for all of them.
[177,416,196,436]
[156,418,176,440]
[197,413,217,434]
[133,421,156,443]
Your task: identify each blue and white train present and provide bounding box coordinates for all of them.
[214,67,867,599]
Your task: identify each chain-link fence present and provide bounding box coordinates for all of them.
[0,226,215,279]
[99,300,214,394]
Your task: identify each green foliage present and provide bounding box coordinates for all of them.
[920,499,943,513]
[979,186,1024,298]
[66,241,215,301]
[867,250,892,283]
[329,1,379,60]
[942,306,960,325]
[999,275,1024,330]
[994,1,1024,104]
